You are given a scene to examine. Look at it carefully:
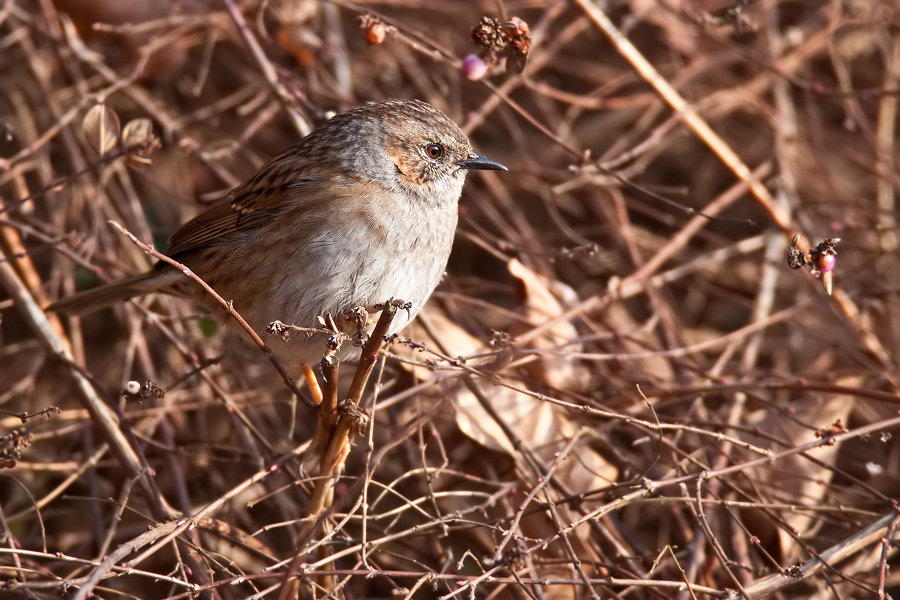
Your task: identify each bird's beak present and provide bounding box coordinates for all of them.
[457,152,507,171]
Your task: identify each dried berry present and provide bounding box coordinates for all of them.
[359,14,392,46]
[808,237,839,274]
[364,22,385,45]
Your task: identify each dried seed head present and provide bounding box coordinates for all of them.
[501,17,531,73]
[471,16,506,53]
[470,15,532,74]
[0,427,32,468]
[786,234,806,269]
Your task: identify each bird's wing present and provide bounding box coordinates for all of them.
[163,156,328,260]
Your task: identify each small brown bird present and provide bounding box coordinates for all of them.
[48,99,506,378]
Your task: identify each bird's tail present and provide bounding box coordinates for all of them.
[46,270,181,315]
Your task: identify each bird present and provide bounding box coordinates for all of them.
[48,99,507,389]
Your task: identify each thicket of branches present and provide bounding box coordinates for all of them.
[2,0,899,598]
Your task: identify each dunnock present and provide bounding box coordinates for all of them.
[49,99,506,372]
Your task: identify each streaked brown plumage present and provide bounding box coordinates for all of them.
[48,99,506,370]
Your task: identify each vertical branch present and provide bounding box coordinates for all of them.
[279,300,398,600]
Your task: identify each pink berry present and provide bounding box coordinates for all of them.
[462,54,489,80]
[817,253,836,273]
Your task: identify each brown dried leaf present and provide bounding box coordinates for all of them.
[82,104,120,156]
[409,309,617,490]
[742,377,857,562]
[508,259,589,391]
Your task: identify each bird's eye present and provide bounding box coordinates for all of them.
[425,143,443,160]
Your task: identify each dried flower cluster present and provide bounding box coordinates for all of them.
[464,15,532,79]
[787,235,841,294]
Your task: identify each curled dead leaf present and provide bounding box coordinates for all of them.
[122,118,160,166]
[121,118,153,150]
